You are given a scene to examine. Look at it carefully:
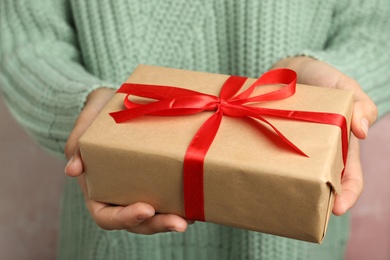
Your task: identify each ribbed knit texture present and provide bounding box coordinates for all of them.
[1,0,389,259]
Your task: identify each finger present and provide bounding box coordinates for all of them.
[129,213,189,234]
[64,107,96,159]
[77,175,189,234]
[333,136,363,216]
[78,171,157,232]
[64,148,83,177]
[333,76,378,139]
[90,201,188,234]
[91,202,189,234]
[91,201,156,231]
[64,88,116,159]
[351,98,378,140]
[64,106,99,177]
[64,88,116,175]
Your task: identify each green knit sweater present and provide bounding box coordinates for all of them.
[1,0,389,259]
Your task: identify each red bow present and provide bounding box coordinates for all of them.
[110,68,348,221]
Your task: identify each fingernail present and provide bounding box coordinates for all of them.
[64,156,74,174]
[361,118,369,138]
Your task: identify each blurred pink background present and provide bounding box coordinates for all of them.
[0,96,389,260]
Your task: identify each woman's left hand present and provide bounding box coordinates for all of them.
[272,56,378,215]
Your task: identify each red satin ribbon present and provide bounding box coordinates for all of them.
[110,68,348,221]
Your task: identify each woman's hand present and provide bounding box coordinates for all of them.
[64,87,190,234]
[273,56,378,215]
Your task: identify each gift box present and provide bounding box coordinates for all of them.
[79,65,353,243]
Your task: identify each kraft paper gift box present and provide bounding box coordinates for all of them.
[79,65,353,243]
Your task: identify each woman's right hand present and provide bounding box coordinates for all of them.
[64,87,190,234]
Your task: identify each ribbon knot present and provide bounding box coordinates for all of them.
[218,98,228,107]
[110,68,348,221]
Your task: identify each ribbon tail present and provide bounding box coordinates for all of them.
[254,108,349,177]
[222,105,308,157]
[183,110,223,221]
[286,111,349,176]
[239,107,349,176]
[253,115,308,157]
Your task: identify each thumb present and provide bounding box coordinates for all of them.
[65,148,83,177]
[64,88,116,177]
[351,98,378,139]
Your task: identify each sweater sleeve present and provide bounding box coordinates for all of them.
[0,0,117,158]
[299,0,390,119]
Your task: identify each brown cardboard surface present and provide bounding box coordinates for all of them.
[79,65,353,243]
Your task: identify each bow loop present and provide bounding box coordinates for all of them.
[219,75,248,100]
[230,68,297,104]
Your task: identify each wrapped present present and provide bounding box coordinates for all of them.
[79,65,353,243]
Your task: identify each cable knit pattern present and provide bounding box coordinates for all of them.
[1,0,389,259]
